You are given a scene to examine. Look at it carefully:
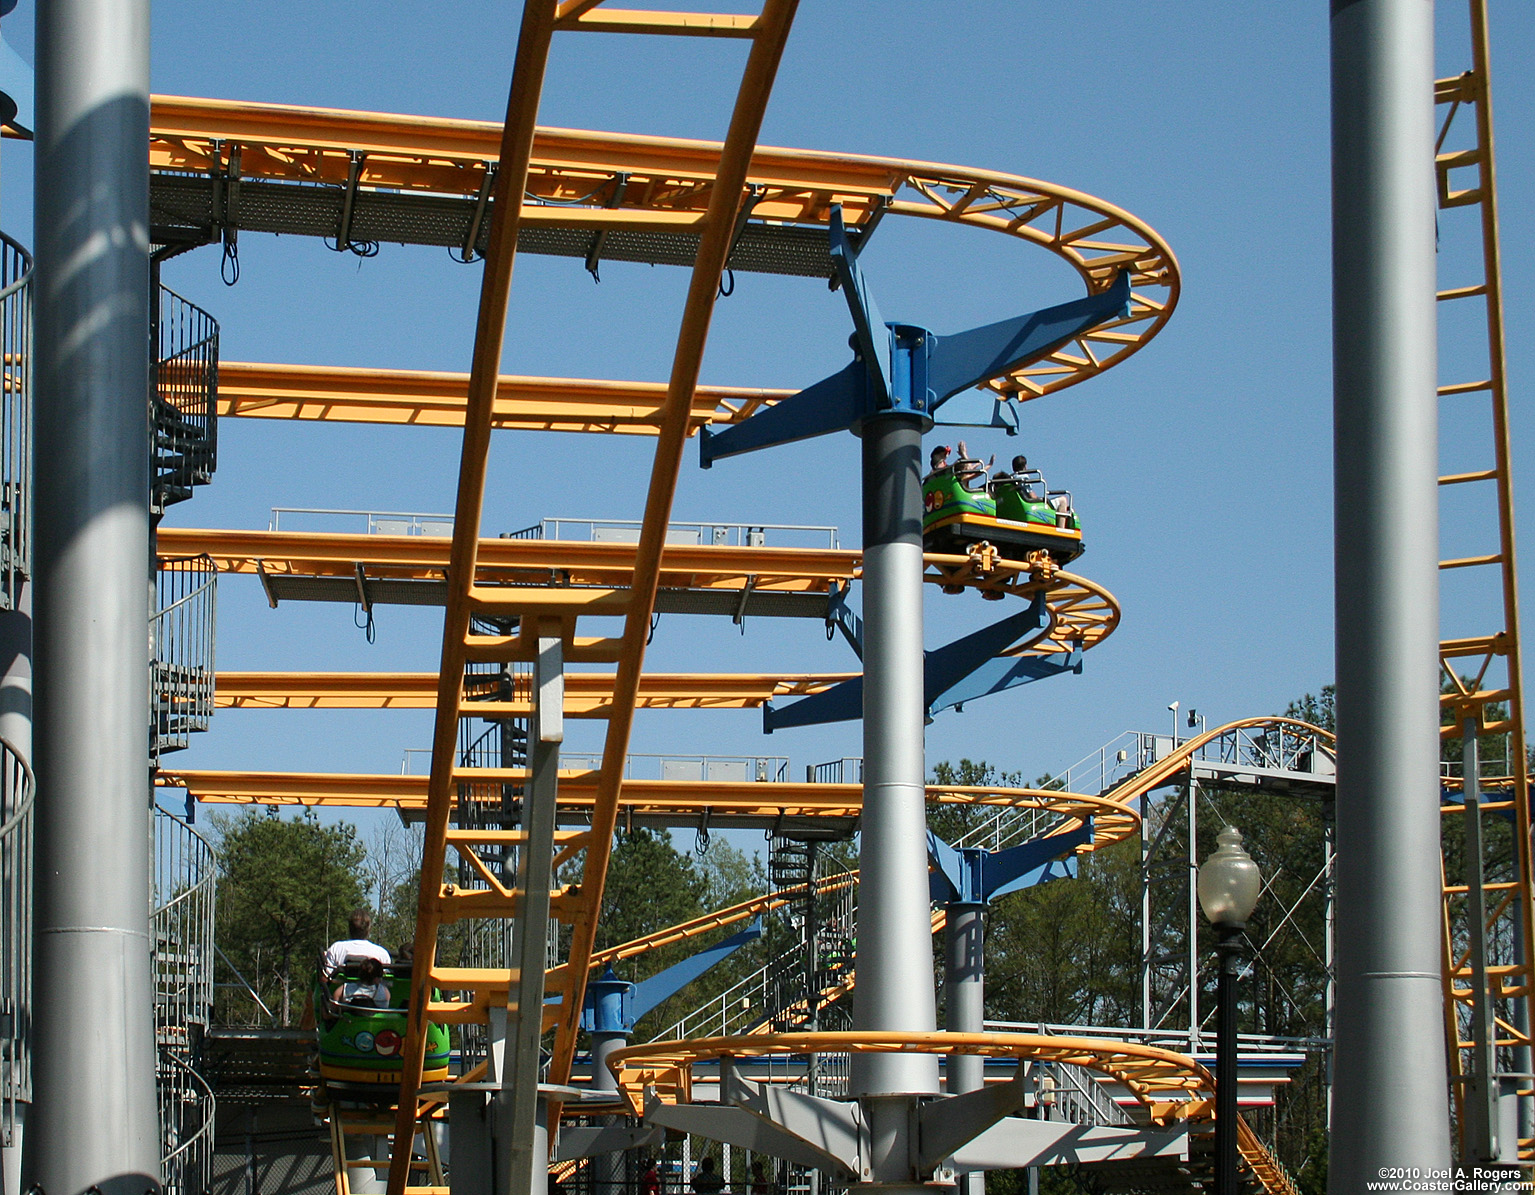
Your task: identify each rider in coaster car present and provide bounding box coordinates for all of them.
[954,440,993,487]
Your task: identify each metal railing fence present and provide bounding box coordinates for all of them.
[153,804,216,1194]
[0,739,31,1146]
[522,517,840,550]
[0,234,30,612]
[269,506,456,536]
[152,554,218,756]
[153,285,218,510]
[157,1047,215,1195]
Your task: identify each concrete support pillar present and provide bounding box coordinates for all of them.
[25,0,160,1189]
[1328,0,1453,1186]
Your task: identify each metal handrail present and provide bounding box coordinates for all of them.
[0,232,31,612]
[0,735,31,1145]
[158,1046,215,1195]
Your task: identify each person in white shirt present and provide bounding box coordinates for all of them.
[322,909,391,977]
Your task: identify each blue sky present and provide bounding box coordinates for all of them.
[4,2,1533,840]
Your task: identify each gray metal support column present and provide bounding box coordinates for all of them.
[1458,721,1498,1163]
[852,413,939,1102]
[590,1031,625,1195]
[945,903,985,1195]
[495,630,563,1195]
[25,0,160,1190]
[1328,0,1453,1187]
[944,904,984,1092]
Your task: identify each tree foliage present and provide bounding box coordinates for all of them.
[212,809,369,1025]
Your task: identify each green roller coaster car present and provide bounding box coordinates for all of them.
[922,461,1083,564]
[313,962,451,1092]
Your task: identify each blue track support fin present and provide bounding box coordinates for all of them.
[927,830,976,904]
[927,822,1091,904]
[982,822,1094,900]
[921,594,1047,715]
[930,390,1021,435]
[700,360,866,468]
[764,675,864,733]
[769,593,1059,731]
[828,206,891,403]
[928,648,1083,718]
[925,269,1132,411]
[825,582,863,660]
[628,917,764,1022]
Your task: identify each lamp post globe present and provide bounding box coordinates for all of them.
[1198,825,1261,1195]
[1198,825,1262,930]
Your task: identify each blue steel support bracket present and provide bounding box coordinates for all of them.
[825,582,863,660]
[766,593,1057,733]
[626,917,764,1023]
[700,360,867,468]
[922,594,1046,703]
[928,648,1083,719]
[828,206,891,404]
[701,207,1130,469]
[930,390,1021,436]
[927,823,1093,905]
[924,269,1132,411]
[982,822,1093,900]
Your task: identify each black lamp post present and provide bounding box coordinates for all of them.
[1197,825,1262,1195]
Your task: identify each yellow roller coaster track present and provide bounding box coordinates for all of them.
[1433,0,1534,1163]
[608,1030,1214,1123]
[146,5,1185,1186]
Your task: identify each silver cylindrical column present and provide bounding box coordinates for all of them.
[945,902,984,1195]
[852,412,938,1101]
[1328,0,1452,1186]
[944,903,984,1092]
[25,0,160,1190]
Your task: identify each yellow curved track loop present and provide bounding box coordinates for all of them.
[156,770,1138,846]
[149,108,1178,405]
[606,1030,1214,1124]
[712,716,1330,1036]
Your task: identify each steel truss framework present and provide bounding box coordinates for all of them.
[1135,722,1336,1051]
[1433,0,1535,1165]
[132,3,1197,1189]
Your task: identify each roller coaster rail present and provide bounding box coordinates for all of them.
[123,3,1188,1186]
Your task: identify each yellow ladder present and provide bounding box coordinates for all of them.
[1434,0,1535,1165]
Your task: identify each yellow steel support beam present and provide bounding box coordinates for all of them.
[549,0,799,1088]
[156,529,1121,655]
[386,4,559,1185]
[156,770,1137,848]
[1433,4,1535,1161]
[155,526,860,593]
[214,670,850,711]
[215,360,787,435]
